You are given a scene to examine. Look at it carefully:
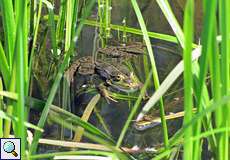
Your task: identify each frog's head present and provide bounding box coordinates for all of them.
[107,72,142,93]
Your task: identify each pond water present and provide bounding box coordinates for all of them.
[31,0,203,158]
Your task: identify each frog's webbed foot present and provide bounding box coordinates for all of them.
[96,84,118,103]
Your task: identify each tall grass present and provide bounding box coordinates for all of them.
[0,0,230,159]
[130,0,169,148]
[151,0,229,159]
[29,0,96,154]
[134,0,229,159]
[183,0,194,159]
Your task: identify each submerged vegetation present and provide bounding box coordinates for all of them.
[0,0,229,159]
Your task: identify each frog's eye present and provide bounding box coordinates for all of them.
[115,74,124,81]
[116,75,122,81]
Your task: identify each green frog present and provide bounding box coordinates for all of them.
[65,56,142,101]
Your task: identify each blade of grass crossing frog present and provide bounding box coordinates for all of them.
[130,0,169,147]
[73,94,101,142]
[116,72,152,148]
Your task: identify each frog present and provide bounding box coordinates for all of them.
[64,56,142,101]
[134,109,193,131]
[97,42,146,60]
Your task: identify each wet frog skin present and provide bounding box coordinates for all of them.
[65,56,142,100]
[94,59,141,92]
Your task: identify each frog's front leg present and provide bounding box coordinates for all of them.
[96,83,118,103]
[90,74,117,102]
[64,60,81,83]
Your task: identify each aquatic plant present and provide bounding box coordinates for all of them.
[0,0,229,159]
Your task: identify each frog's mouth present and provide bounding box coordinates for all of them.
[108,81,140,93]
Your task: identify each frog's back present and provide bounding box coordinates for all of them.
[65,56,96,82]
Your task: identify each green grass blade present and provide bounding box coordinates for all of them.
[156,0,184,48]
[29,57,70,154]
[170,96,230,147]
[28,0,43,83]
[23,0,29,95]
[182,0,194,159]
[84,19,196,48]
[15,0,27,156]
[218,0,230,159]
[196,0,217,108]
[3,62,16,138]
[0,0,15,67]
[26,96,115,143]
[49,113,131,160]
[47,2,58,57]
[2,93,111,140]
[190,127,230,143]
[193,0,218,159]
[193,62,217,151]
[116,72,152,148]
[0,110,43,132]
[64,0,73,51]
[130,0,168,147]
[0,42,10,85]
[71,0,79,39]
[29,1,96,154]
[0,91,18,100]
[136,47,201,121]
[105,0,111,39]
[56,0,66,43]
[49,110,114,143]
